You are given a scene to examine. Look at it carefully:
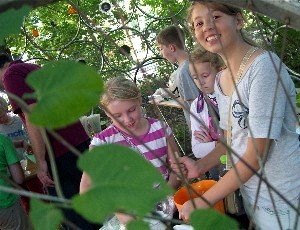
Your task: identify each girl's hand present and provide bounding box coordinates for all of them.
[180,197,210,222]
[194,130,213,142]
[37,160,55,187]
[179,200,194,222]
[170,159,188,179]
[171,156,203,179]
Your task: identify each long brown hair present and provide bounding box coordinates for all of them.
[186,0,256,46]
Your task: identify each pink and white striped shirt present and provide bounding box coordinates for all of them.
[90,117,172,179]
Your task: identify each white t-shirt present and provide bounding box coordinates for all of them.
[215,51,300,207]
[190,93,218,158]
[0,115,28,160]
[172,60,199,130]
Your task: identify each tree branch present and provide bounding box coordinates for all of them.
[214,0,300,30]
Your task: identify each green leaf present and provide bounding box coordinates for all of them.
[127,219,151,230]
[72,144,173,223]
[190,209,239,230]
[26,60,103,129]
[0,6,31,42]
[296,93,300,108]
[30,198,64,230]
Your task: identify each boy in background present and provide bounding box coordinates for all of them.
[154,25,199,131]
[0,134,32,229]
[0,96,31,159]
[0,96,45,214]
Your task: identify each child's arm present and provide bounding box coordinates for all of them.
[180,137,269,221]
[193,129,213,143]
[79,172,92,194]
[166,134,182,190]
[8,162,25,184]
[172,140,226,179]
[79,164,135,225]
[23,106,55,187]
[190,102,217,158]
[4,135,25,184]
[79,145,95,194]
[190,106,210,143]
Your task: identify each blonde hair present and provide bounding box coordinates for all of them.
[186,0,256,46]
[189,46,225,71]
[0,97,8,114]
[100,76,141,107]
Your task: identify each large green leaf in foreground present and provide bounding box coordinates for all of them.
[73,144,173,223]
[26,60,103,129]
[127,219,151,230]
[0,6,31,42]
[30,198,64,230]
[190,209,239,230]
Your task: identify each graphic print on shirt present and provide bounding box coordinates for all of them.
[232,100,249,129]
[7,129,25,139]
[197,92,221,141]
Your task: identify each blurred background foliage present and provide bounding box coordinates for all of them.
[3,0,299,81]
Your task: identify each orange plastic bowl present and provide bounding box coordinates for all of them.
[174,180,225,214]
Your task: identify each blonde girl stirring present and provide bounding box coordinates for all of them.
[175,1,300,229]
[80,76,181,227]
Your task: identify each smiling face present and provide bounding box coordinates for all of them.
[105,98,143,134]
[189,61,217,94]
[190,3,243,55]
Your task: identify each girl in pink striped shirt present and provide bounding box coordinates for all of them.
[80,76,181,227]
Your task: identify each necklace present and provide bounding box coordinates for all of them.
[112,125,170,180]
[112,125,146,159]
[226,46,259,169]
[235,46,259,87]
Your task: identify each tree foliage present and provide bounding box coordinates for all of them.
[4,0,300,86]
